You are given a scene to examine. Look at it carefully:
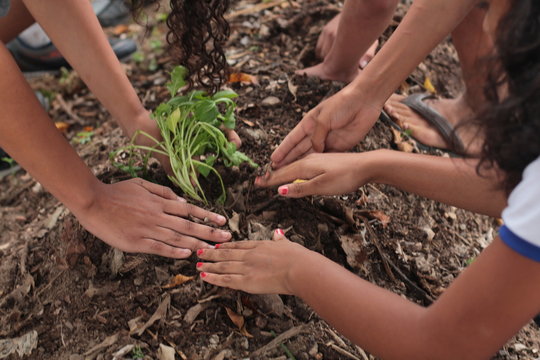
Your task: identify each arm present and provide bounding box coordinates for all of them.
[0,44,230,257]
[198,233,540,359]
[272,0,479,168]
[257,150,506,218]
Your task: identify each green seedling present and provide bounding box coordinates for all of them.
[73,130,94,144]
[131,51,145,63]
[130,345,144,360]
[112,65,257,204]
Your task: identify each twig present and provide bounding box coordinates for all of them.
[271,331,296,360]
[359,216,396,282]
[355,346,370,360]
[327,343,362,360]
[251,325,305,358]
[56,94,85,125]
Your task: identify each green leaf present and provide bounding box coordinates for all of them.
[167,108,181,132]
[196,155,216,177]
[166,65,188,97]
[194,100,220,125]
[212,89,238,100]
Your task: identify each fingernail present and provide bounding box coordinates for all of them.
[221,231,232,240]
[177,196,187,202]
[197,249,204,256]
[254,177,261,185]
[264,171,271,179]
[360,60,368,68]
[215,244,221,249]
[196,262,203,268]
[200,272,208,278]
[275,228,284,236]
[278,186,289,196]
[216,215,227,223]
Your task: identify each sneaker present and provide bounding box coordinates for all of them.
[94,0,131,28]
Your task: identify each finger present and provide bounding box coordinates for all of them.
[274,137,314,169]
[255,159,322,188]
[276,175,324,198]
[196,260,245,275]
[154,227,215,250]
[160,214,232,243]
[200,272,244,290]
[271,117,314,167]
[272,228,288,241]
[213,241,260,250]
[311,116,330,153]
[196,247,249,262]
[315,34,327,59]
[225,129,242,149]
[136,178,178,200]
[163,200,227,225]
[139,238,193,259]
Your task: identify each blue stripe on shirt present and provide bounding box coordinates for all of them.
[500,225,540,262]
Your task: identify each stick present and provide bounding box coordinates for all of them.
[251,325,305,357]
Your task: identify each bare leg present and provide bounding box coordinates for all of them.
[0,0,34,43]
[297,0,398,83]
[384,5,491,154]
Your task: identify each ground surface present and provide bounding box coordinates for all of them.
[1,1,539,359]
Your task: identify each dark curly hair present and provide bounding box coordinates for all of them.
[129,0,231,93]
[477,0,540,193]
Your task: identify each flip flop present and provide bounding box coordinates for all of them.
[380,93,466,156]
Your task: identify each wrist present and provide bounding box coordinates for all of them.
[60,176,105,215]
[286,247,325,296]
[120,108,152,139]
[359,149,393,185]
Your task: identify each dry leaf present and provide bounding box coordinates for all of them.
[366,210,391,227]
[0,330,38,358]
[287,77,298,101]
[228,72,258,85]
[424,77,436,94]
[162,274,194,289]
[338,234,366,269]
[55,122,70,133]
[184,303,207,325]
[228,212,241,234]
[241,118,255,127]
[225,307,253,338]
[158,344,176,360]
[391,128,415,153]
[83,126,94,132]
[113,24,129,35]
[131,294,170,336]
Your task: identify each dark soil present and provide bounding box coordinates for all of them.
[1,1,538,359]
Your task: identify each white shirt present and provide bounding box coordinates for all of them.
[501,156,540,262]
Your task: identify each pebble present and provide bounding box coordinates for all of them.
[261,96,281,106]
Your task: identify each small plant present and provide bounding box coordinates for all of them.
[112,66,257,204]
[1,157,15,167]
[73,130,94,144]
[131,345,144,360]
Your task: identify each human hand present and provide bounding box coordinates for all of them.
[256,152,378,197]
[196,229,316,295]
[72,178,232,258]
[271,85,382,168]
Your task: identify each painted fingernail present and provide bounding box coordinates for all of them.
[215,244,221,249]
[200,272,208,278]
[196,262,203,268]
[278,186,289,196]
[197,249,204,256]
[254,177,261,185]
[275,228,284,236]
[177,196,187,203]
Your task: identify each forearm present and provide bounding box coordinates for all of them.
[21,0,147,135]
[0,44,100,211]
[324,0,395,72]
[367,150,506,217]
[353,0,478,105]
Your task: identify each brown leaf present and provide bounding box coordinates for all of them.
[131,294,170,336]
[228,72,259,85]
[113,24,129,35]
[424,77,437,94]
[162,274,194,289]
[55,122,70,133]
[391,128,415,153]
[366,210,391,227]
[225,307,253,338]
[241,118,255,127]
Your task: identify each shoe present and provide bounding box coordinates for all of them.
[93,0,130,28]
[7,36,137,72]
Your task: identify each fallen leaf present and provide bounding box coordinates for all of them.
[0,330,38,358]
[158,344,176,360]
[55,122,70,133]
[228,72,258,85]
[83,333,119,356]
[287,77,298,101]
[338,234,366,269]
[241,118,255,127]
[131,294,170,336]
[225,307,253,338]
[83,126,94,132]
[228,212,241,234]
[162,274,194,289]
[113,24,129,35]
[365,210,391,227]
[391,127,415,153]
[184,303,208,325]
[424,77,436,94]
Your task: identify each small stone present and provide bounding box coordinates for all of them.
[261,96,281,106]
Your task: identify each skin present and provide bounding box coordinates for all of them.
[198,1,540,357]
[297,0,396,82]
[272,0,480,168]
[0,0,236,258]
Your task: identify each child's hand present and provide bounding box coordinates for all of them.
[256,152,378,198]
[196,229,314,295]
[72,178,232,258]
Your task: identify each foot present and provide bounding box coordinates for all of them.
[296,39,378,83]
[383,94,482,155]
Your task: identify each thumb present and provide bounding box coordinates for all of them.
[277,178,319,198]
[272,228,287,241]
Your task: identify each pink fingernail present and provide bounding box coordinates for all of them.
[197,249,204,256]
[196,262,203,268]
[215,244,221,249]
[278,186,289,195]
[200,272,208,278]
[275,229,284,236]
[177,196,187,202]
